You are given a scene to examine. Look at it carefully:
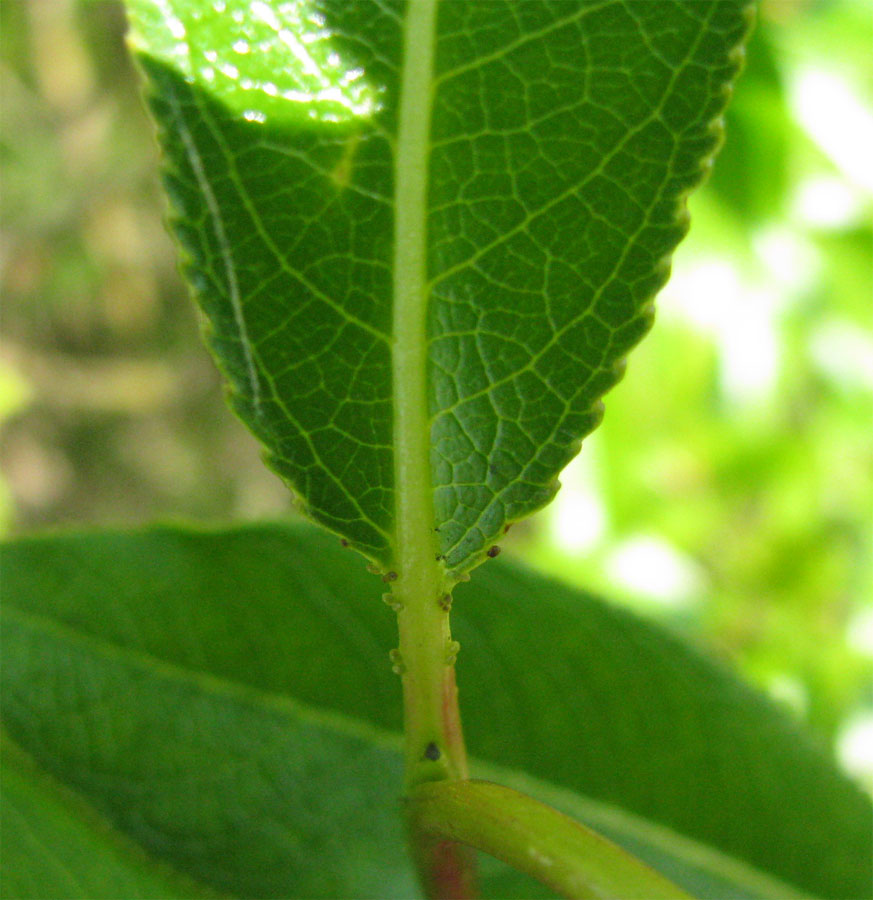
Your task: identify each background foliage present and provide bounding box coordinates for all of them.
[1,0,871,790]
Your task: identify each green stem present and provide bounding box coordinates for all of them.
[391,0,461,793]
[390,0,476,895]
[406,780,693,900]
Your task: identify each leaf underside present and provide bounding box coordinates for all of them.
[126,0,753,575]
[0,735,217,900]
[2,524,870,900]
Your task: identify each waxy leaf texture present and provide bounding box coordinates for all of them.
[127,0,752,575]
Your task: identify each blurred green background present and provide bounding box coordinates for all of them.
[1,0,871,789]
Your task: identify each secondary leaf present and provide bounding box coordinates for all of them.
[0,733,219,900]
[2,524,869,899]
[124,0,753,576]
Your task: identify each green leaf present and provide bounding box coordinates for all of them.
[2,523,869,900]
[124,0,753,576]
[0,733,219,900]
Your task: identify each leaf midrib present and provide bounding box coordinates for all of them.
[391,0,439,571]
[3,603,808,900]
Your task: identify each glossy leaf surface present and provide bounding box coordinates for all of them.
[125,0,753,575]
[2,524,869,899]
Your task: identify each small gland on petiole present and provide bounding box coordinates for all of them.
[445,640,461,666]
[389,648,406,675]
[382,592,404,612]
[437,593,452,612]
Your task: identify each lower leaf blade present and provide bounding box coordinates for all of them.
[1,523,869,899]
[0,733,219,900]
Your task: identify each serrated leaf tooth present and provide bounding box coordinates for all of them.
[590,401,606,427]
[611,357,628,381]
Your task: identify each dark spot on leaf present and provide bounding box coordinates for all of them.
[424,742,441,761]
[486,546,501,558]
[438,593,452,611]
[340,538,349,547]
[382,571,398,583]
